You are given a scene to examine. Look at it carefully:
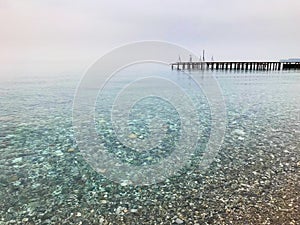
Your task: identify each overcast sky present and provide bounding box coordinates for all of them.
[1,0,300,75]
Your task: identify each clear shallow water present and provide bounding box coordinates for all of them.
[0,67,299,224]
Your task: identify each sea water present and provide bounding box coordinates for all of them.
[0,65,299,224]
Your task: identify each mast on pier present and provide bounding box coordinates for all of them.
[178,55,181,63]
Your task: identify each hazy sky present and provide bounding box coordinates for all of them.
[1,0,300,75]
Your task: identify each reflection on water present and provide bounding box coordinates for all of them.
[0,67,299,224]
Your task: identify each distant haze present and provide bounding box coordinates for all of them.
[1,0,300,76]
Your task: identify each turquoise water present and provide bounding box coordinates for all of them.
[0,68,299,224]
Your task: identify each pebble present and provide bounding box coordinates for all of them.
[8,175,18,182]
[238,136,245,141]
[116,206,127,215]
[100,200,107,204]
[22,218,29,223]
[128,133,137,139]
[175,218,184,224]
[54,150,63,156]
[67,148,75,153]
[12,157,23,163]
[130,209,138,213]
[120,180,131,186]
[12,181,21,186]
[97,168,107,173]
[233,129,246,136]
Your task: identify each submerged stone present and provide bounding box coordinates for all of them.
[128,133,137,139]
[233,129,246,136]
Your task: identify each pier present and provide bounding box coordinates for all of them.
[171,61,300,71]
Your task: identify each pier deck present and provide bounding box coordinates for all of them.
[171,61,300,71]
